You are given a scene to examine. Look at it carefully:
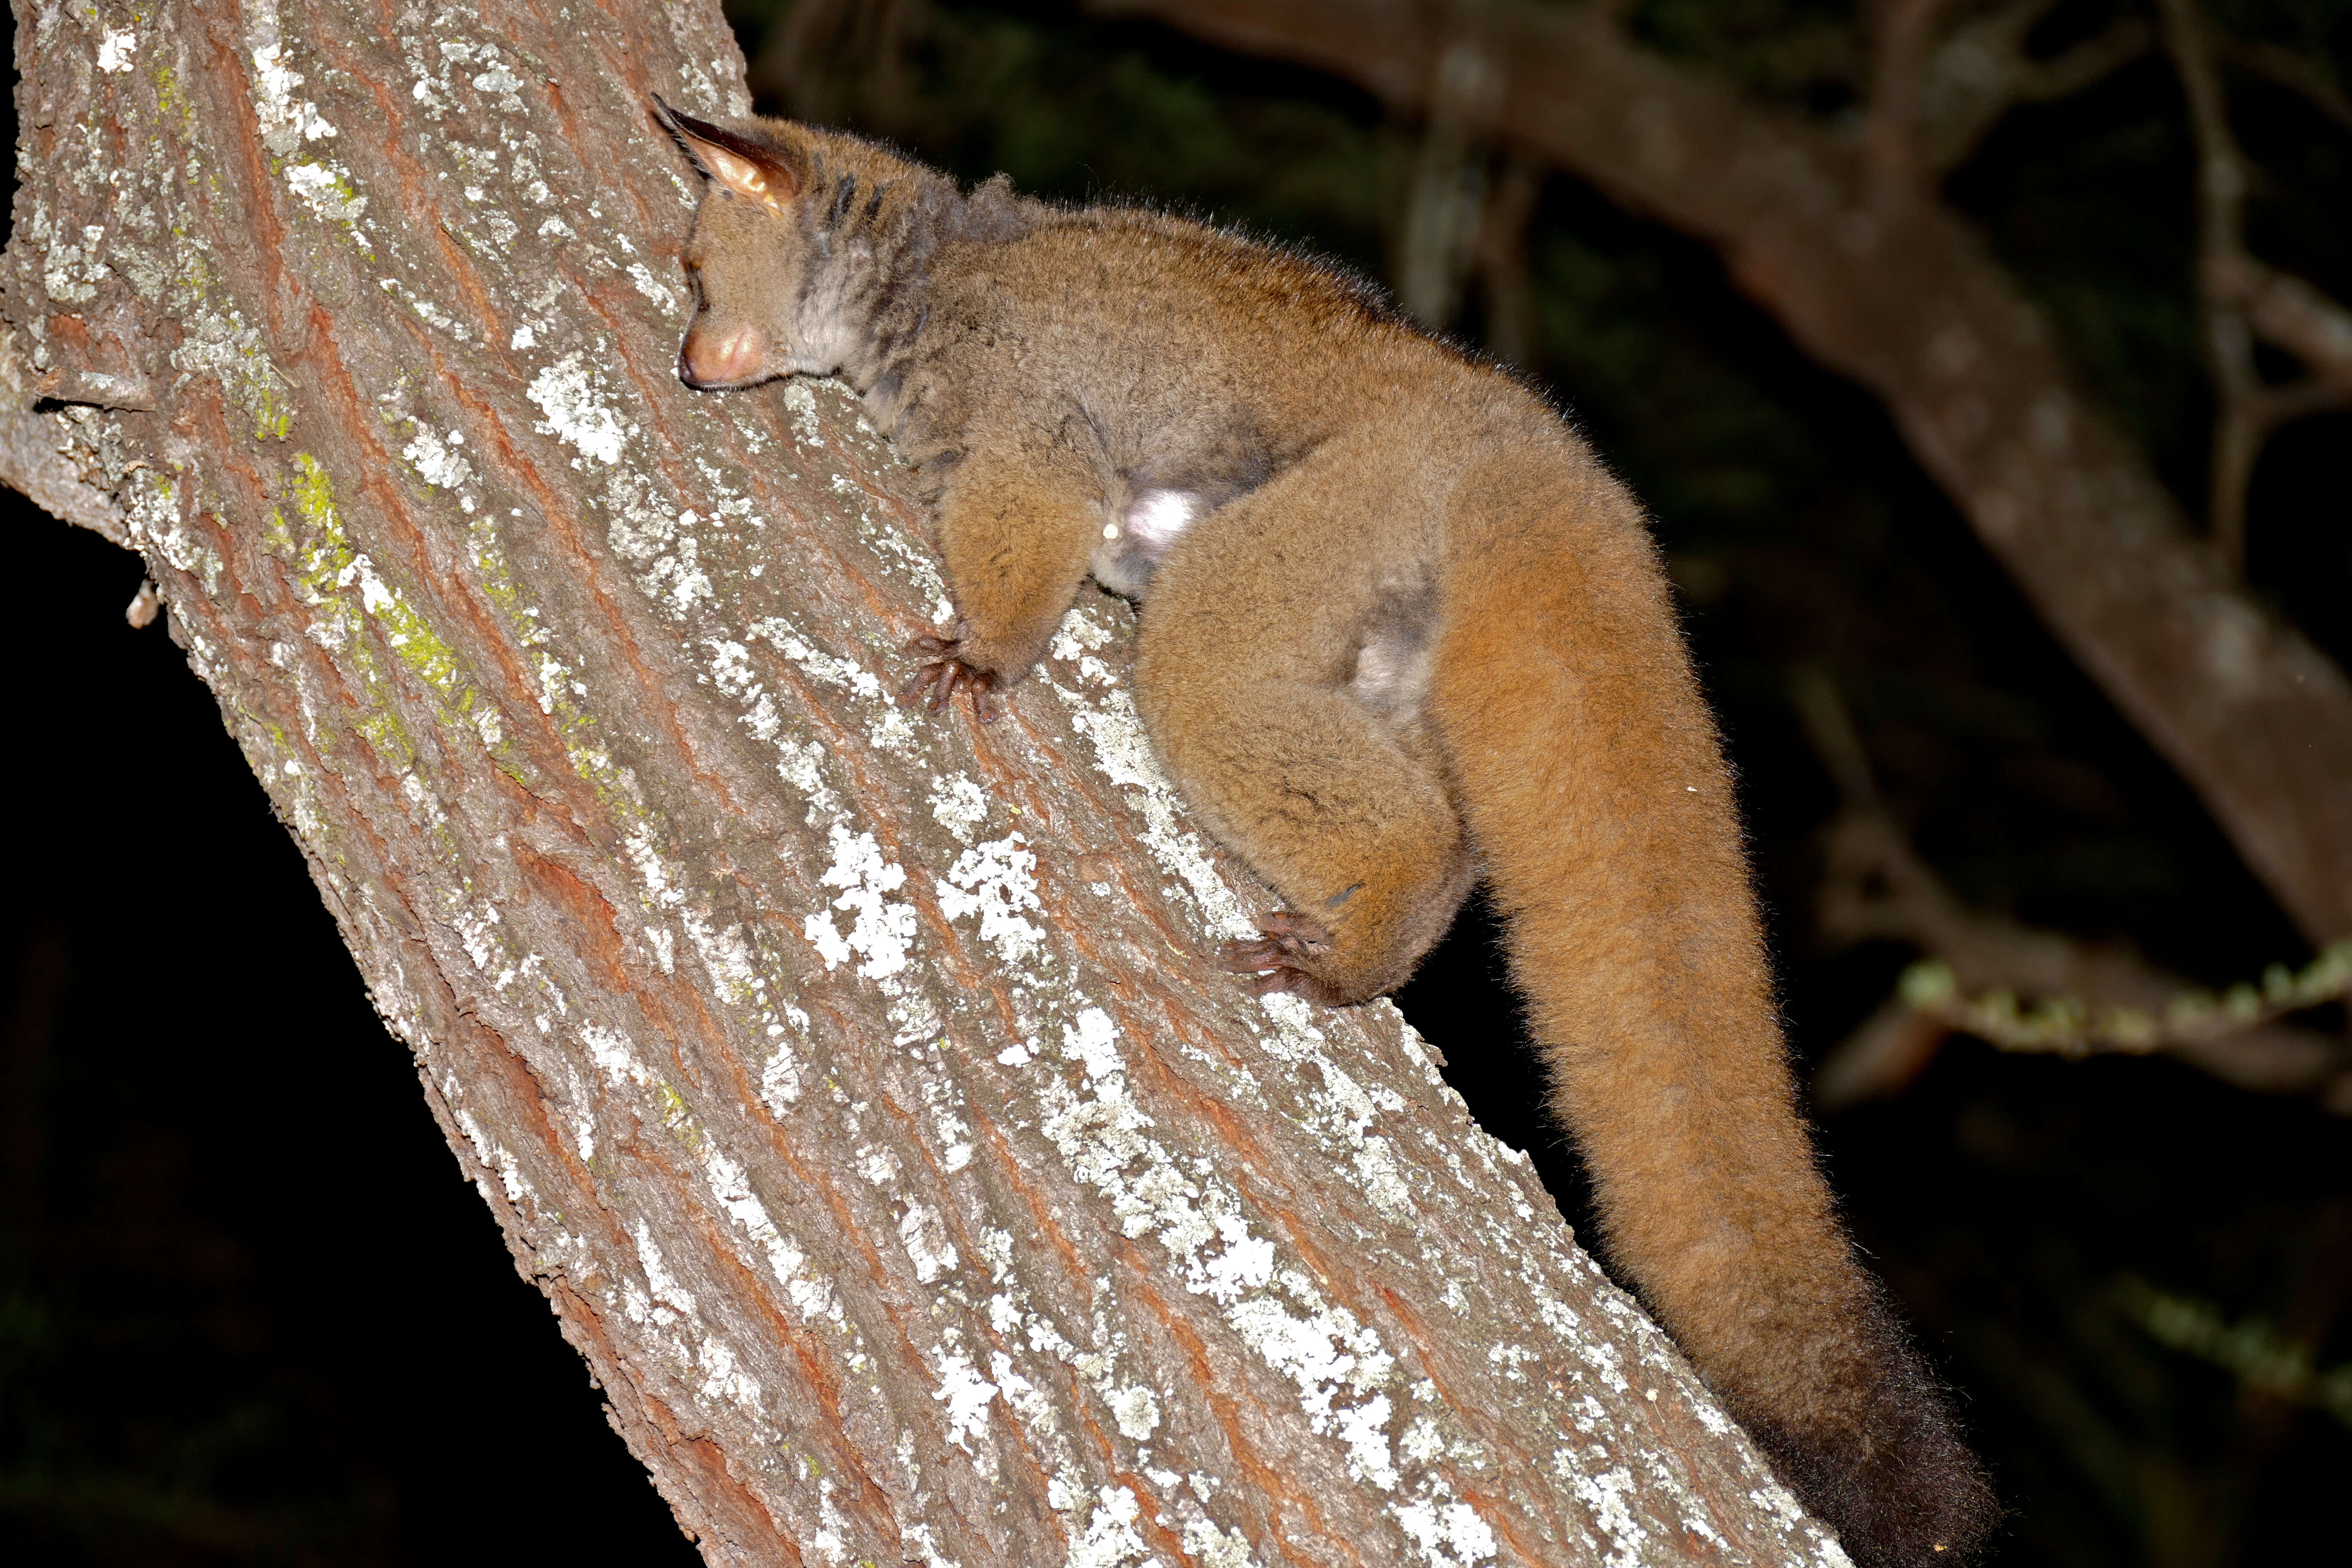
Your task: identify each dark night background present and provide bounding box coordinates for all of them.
[6,1,2350,1563]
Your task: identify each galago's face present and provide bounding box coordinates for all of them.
[659,103,835,389]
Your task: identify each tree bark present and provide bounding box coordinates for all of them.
[2,2,1844,1562]
[1095,0,2352,950]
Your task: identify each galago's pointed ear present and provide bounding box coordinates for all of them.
[652,95,800,213]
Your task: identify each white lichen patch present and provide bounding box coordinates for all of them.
[474,63,527,102]
[935,833,1047,968]
[865,703,919,753]
[402,423,475,490]
[122,473,219,593]
[1066,1485,1153,1568]
[1631,1445,1734,1557]
[1048,607,1117,662]
[702,1142,840,1323]
[777,380,827,448]
[1311,1054,1417,1225]
[378,276,469,339]
[583,1022,650,1088]
[604,477,712,618]
[898,1520,956,1568]
[283,161,368,233]
[249,21,339,153]
[1049,677,1253,943]
[750,618,889,701]
[246,10,373,249]
[456,1109,533,1209]
[1568,1464,1651,1568]
[1180,1515,1261,1568]
[768,736,840,819]
[528,352,630,465]
[933,1351,998,1454]
[41,222,111,304]
[929,773,990,843]
[695,1334,765,1415]
[628,260,680,314]
[1226,1294,1398,1489]
[681,906,761,1001]
[626,1217,699,1327]
[1397,1485,1502,1568]
[803,825,917,981]
[760,1034,805,1112]
[1108,1384,1161,1440]
[450,899,506,974]
[1031,1006,1421,1505]
[898,1201,958,1282]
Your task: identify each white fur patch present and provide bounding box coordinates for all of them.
[1124,489,1200,556]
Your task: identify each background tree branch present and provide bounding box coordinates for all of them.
[1914,0,2152,175]
[1787,668,2351,1113]
[2157,0,2352,573]
[1,0,1853,1560]
[1093,0,2352,950]
[2223,33,2352,132]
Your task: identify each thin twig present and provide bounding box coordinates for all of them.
[2012,18,2155,105]
[1874,0,2153,178]
[1918,0,2152,174]
[2224,37,2352,135]
[2210,253,2352,400]
[2159,0,2267,573]
[2157,0,2352,571]
[1896,942,2352,1058]
[1788,668,2351,1110]
[1472,151,1543,368]
[1395,40,1504,327]
[1866,0,1968,200]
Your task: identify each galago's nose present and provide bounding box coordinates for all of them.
[677,324,767,388]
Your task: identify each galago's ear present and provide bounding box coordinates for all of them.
[652,95,799,214]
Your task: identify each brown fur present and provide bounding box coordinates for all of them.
[656,100,1997,1566]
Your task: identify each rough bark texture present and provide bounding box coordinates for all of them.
[1096,0,2352,950]
[2,3,1849,1563]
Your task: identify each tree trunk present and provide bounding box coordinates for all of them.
[1097,0,2352,950]
[1,3,1842,1561]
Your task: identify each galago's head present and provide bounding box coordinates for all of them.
[653,98,925,391]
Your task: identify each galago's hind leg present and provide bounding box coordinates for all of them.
[1134,452,1474,1002]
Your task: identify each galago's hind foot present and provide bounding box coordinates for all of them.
[1219,911,1361,1004]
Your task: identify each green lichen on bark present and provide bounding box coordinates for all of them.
[285,451,503,781]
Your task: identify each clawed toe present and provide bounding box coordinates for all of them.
[1218,937,1290,974]
[898,659,953,710]
[1240,966,1308,998]
[1259,910,1331,949]
[1218,912,1357,1005]
[1218,911,1333,974]
[900,632,1001,720]
[1217,943,1308,993]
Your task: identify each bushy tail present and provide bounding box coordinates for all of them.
[1427,451,1997,1567]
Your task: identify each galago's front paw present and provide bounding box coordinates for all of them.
[903,628,1003,723]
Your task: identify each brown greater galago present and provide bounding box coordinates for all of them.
[654,98,1998,1568]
